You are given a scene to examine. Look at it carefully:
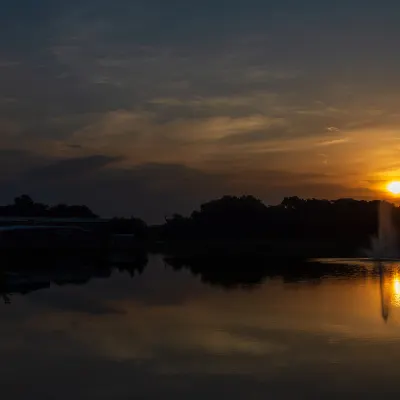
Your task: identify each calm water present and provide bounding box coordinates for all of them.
[2,255,400,399]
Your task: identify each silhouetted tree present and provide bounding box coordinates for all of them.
[0,193,396,254]
[48,204,97,218]
[0,195,98,218]
[158,195,390,250]
[12,195,48,217]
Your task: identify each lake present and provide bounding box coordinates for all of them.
[1,254,400,399]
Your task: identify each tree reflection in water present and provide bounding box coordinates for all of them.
[1,250,398,326]
[0,250,148,303]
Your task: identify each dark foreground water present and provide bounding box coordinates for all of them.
[2,255,400,399]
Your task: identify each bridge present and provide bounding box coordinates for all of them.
[0,217,110,224]
[0,217,111,231]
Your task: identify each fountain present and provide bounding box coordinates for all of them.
[366,200,399,260]
[370,200,400,322]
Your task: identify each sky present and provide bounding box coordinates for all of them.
[2,1,400,221]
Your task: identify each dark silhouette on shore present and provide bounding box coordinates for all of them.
[160,195,383,244]
[0,194,398,257]
[0,195,98,218]
[0,191,389,301]
[151,195,397,258]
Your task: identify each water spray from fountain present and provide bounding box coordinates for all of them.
[362,199,400,323]
[366,200,399,260]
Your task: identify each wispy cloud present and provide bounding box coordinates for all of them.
[73,110,279,143]
[326,126,340,132]
[316,138,350,147]
[2,0,400,217]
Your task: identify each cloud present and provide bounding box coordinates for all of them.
[218,126,288,145]
[48,9,304,111]
[318,153,328,165]
[0,118,23,136]
[70,110,289,166]
[73,110,148,141]
[316,138,350,147]
[0,149,52,179]
[27,155,122,181]
[148,93,279,114]
[164,115,276,142]
[69,107,353,167]
[31,290,125,315]
[2,0,400,217]
[326,126,340,132]
[2,160,226,221]
[0,152,374,222]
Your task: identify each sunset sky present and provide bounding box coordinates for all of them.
[2,1,400,221]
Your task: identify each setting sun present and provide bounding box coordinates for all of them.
[387,181,400,195]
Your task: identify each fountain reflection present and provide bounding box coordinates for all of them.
[379,263,389,322]
[2,249,400,330]
[0,251,375,303]
[378,262,400,322]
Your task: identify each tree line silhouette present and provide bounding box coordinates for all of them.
[1,194,390,303]
[159,195,389,246]
[1,194,397,247]
[0,195,97,218]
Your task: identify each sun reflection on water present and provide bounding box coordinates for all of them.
[380,265,400,321]
[392,272,400,307]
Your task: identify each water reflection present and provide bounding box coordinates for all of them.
[0,250,148,303]
[379,263,390,322]
[1,254,400,398]
[2,251,400,326]
[392,272,400,307]
[0,252,378,302]
[163,254,371,288]
[377,262,400,322]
